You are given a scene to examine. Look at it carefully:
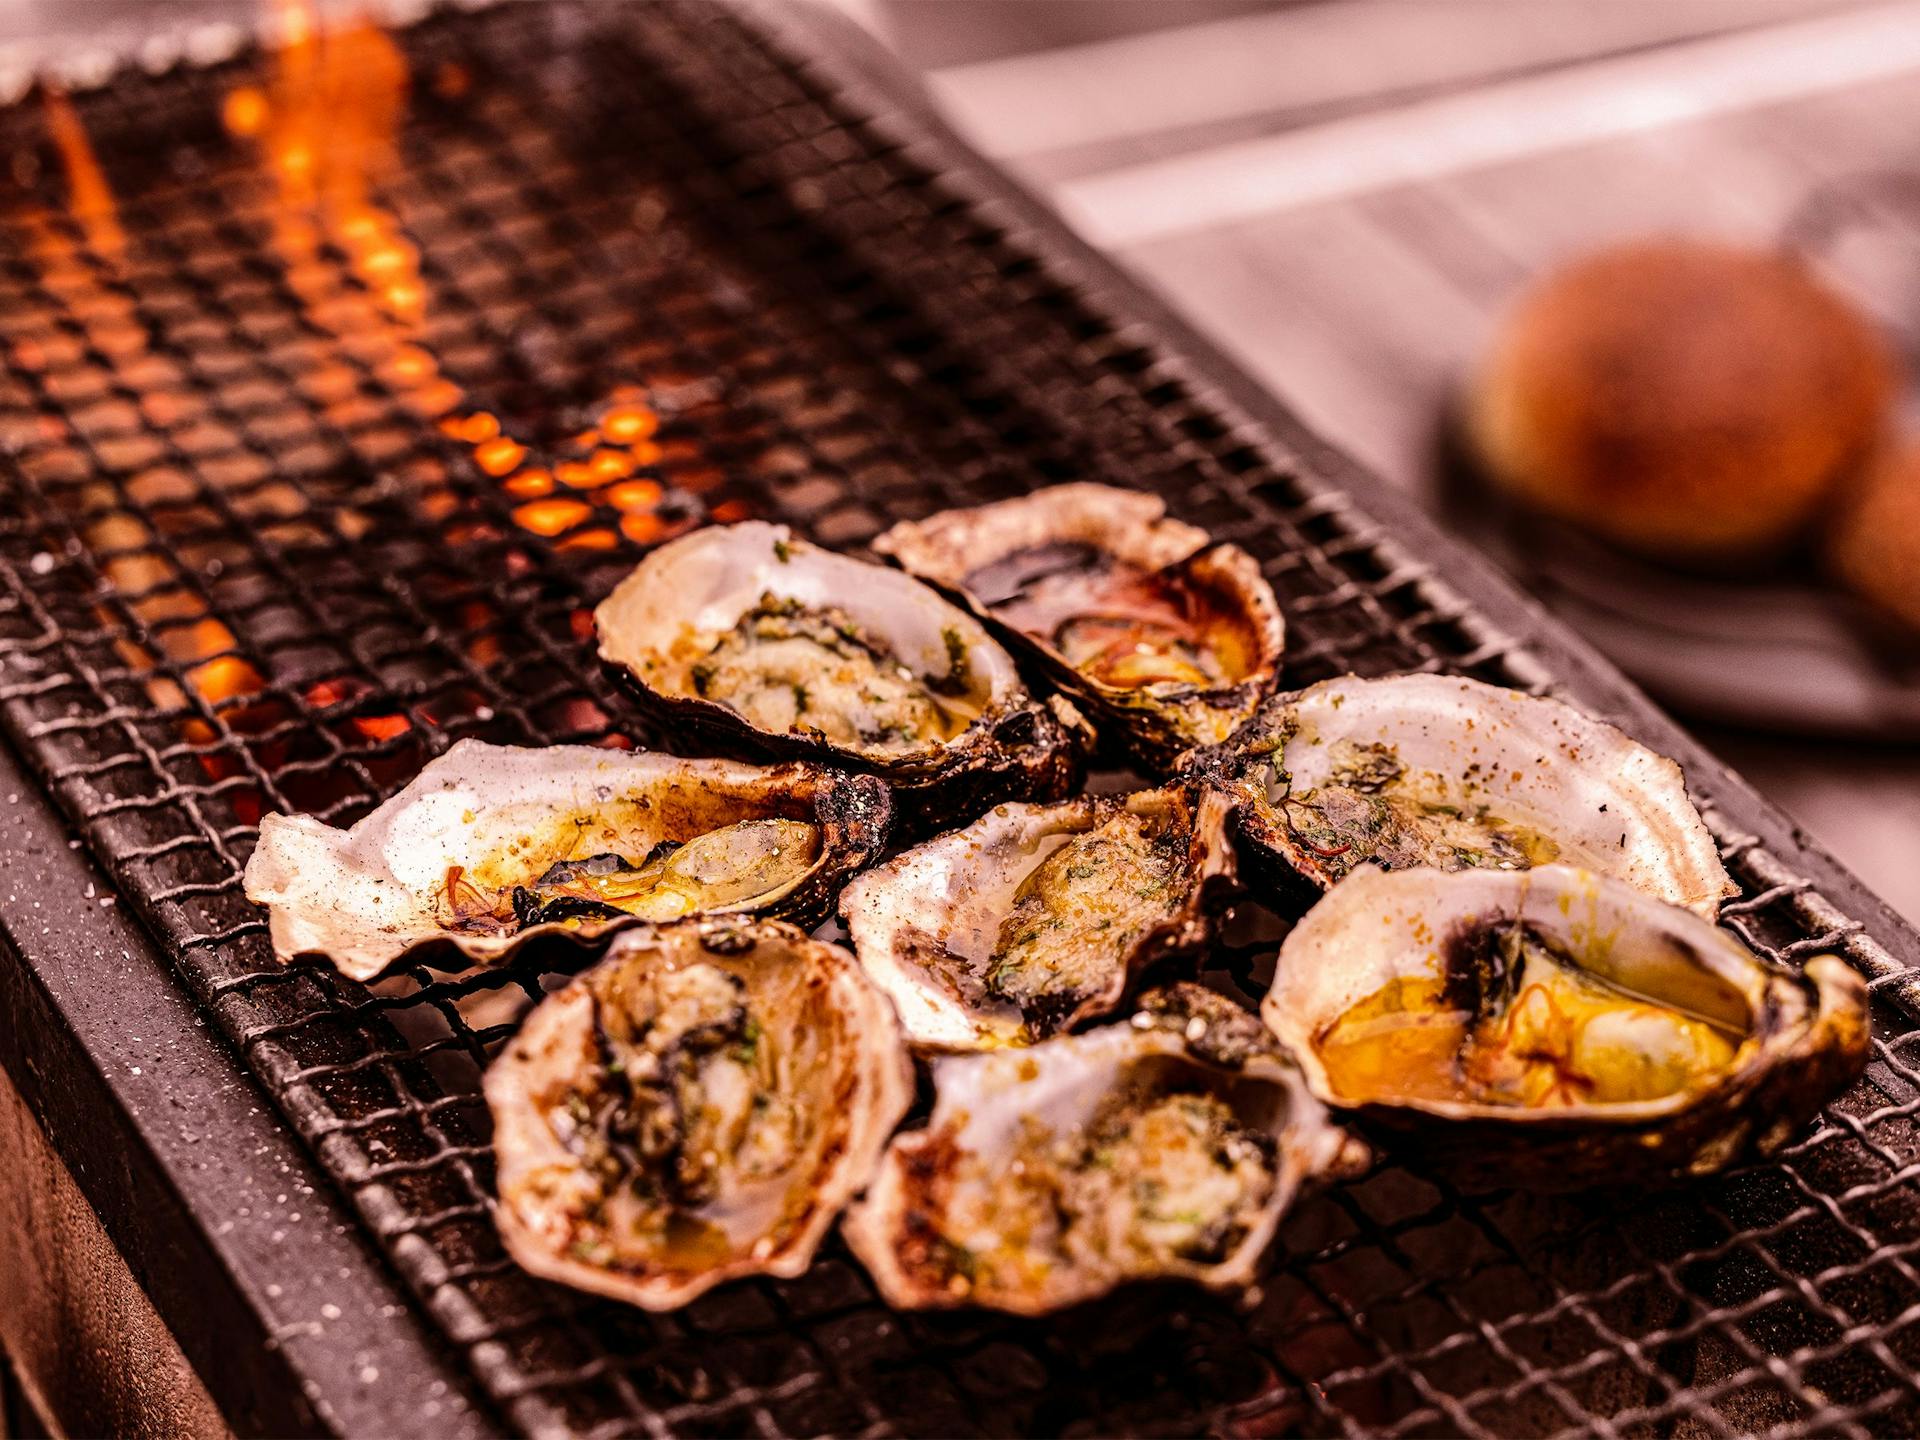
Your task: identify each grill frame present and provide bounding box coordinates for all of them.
[0,734,495,1438]
[0,3,1915,1437]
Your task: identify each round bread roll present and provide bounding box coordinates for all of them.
[1468,239,1894,560]
[1826,439,1920,634]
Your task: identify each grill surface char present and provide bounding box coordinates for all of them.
[0,4,1917,1437]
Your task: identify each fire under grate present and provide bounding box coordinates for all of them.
[1,4,1919,1436]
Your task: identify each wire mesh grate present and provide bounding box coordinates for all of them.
[0,4,1916,1435]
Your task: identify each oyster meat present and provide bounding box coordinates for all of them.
[595,521,1089,830]
[1185,673,1734,917]
[842,986,1354,1314]
[874,484,1284,770]
[486,920,914,1310]
[840,786,1237,1050]
[1263,863,1869,1190]
[243,740,889,980]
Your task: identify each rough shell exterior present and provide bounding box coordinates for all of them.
[1264,863,1869,1191]
[873,484,1285,772]
[838,785,1239,1052]
[242,740,890,981]
[594,521,1090,833]
[485,920,915,1310]
[1182,673,1736,918]
[841,1008,1355,1315]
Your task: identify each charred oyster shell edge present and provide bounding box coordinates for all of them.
[243,740,891,981]
[1181,673,1737,918]
[873,483,1285,772]
[839,783,1240,1052]
[841,1000,1358,1315]
[485,919,916,1310]
[594,520,1091,833]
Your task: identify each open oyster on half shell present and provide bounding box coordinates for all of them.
[842,984,1356,1314]
[486,920,914,1310]
[595,521,1090,831]
[243,741,890,980]
[874,484,1285,771]
[1263,864,1869,1190]
[839,786,1238,1051]
[1184,673,1734,917]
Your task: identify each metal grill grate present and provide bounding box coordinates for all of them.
[0,4,1917,1436]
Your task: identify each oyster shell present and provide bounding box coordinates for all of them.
[595,521,1090,831]
[874,484,1284,771]
[1184,673,1734,917]
[842,987,1354,1314]
[1263,863,1869,1190]
[839,786,1237,1051]
[486,920,913,1309]
[243,740,890,980]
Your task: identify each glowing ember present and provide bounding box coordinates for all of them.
[444,412,501,444]
[216,7,689,554]
[620,512,668,545]
[515,498,592,537]
[606,479,664,513]
[26,1,709,822]
[10,1,719,846]
[24,95,265,738]
[475,437,527,475]
[505,470,555,498]
[603,406,659,443]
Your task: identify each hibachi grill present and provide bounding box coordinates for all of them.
[0,3,1917,1437]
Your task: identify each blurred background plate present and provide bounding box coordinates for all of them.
[1438,436,1920,740]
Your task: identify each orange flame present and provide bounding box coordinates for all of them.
[12,4,690,812]
[42,90,125,260]
[219,3,673,558]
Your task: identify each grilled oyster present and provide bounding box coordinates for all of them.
[842,987,1354,1314]
[243,741,889,980]
[1185,674,1734,917]
[839,786,1237,1051]
[1263,864,1869,1190]
[874,484,1284,771]
[486,920,913,1310]
[595,522,1090,831]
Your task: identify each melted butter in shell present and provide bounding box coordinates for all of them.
[436,817,822,935]
[985,809,1184,1034]
[680,593,978,752]
[558,958,810,1271]
[1269,740,1565,879]
[934,1078,1277,1295]
[1063,1089,1276,1270]
[1316,928,1746,1110]
[967,543,1255,692]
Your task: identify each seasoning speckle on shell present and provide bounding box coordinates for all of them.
[243,740,890,980]
[486,920,913,1310]
[842,991,1354,1314]
[1263,864,1868,1191]
[1183,673,1734,917]
[839,785,1238,1051]
[595,521,1090,831]
[874,484,1284,771]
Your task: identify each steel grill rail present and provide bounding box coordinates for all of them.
[0,4,1918,1436]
